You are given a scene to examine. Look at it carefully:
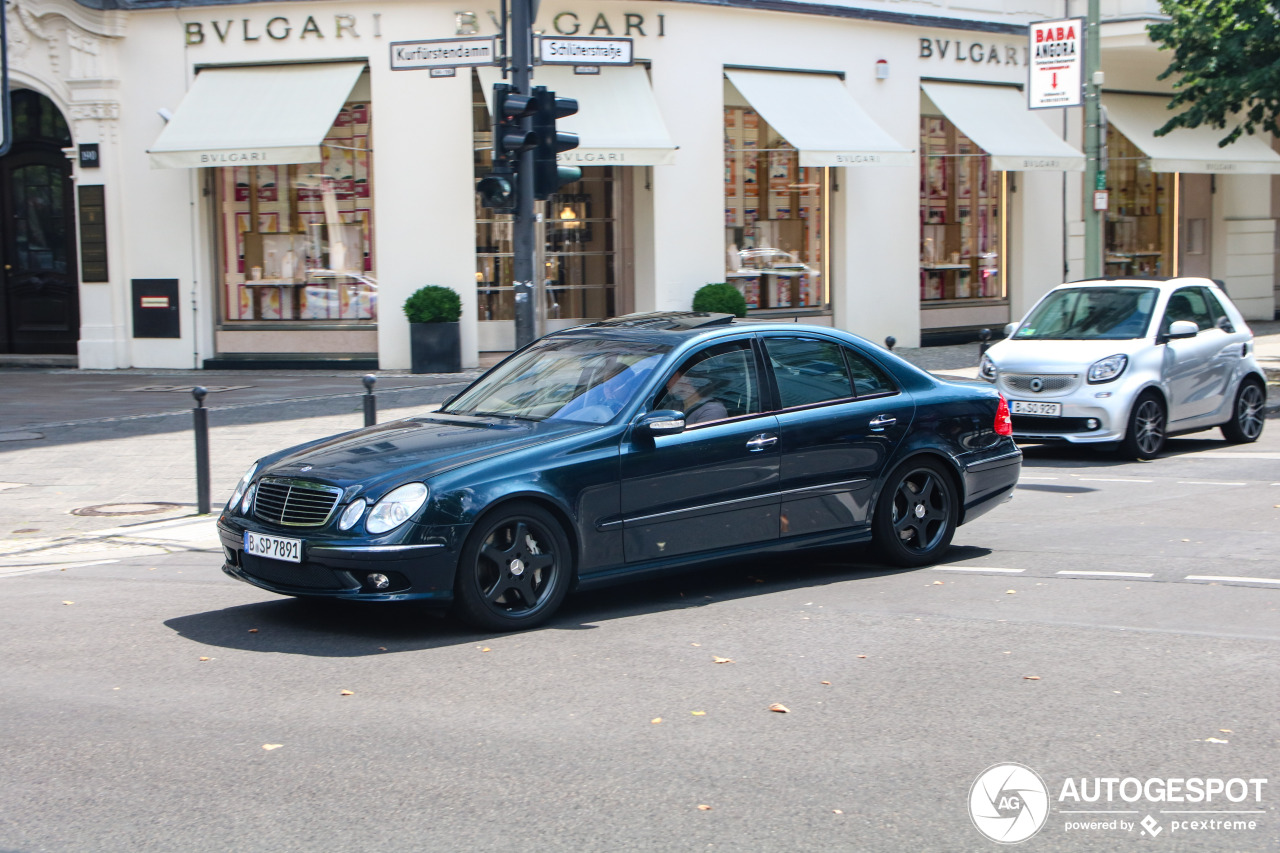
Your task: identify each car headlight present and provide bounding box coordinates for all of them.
[1088,354,1128,384]
[227,463,258,511]
[338,498,368,531]
[979,354,998,382]
[240,482,257,516]
[365,484,429,534]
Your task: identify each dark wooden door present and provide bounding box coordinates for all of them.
[0,90,79,354]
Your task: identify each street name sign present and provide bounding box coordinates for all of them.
[390,37,498,71]
[538,37,633,66]
[1028,18,1083,109]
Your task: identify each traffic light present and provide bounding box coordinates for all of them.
[477,83,539,212]
[531,86,582,200]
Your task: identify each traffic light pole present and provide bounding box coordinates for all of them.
[1083,0,1102,279]
[510,0,537,350]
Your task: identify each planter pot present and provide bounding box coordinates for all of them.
[410,322,462,373]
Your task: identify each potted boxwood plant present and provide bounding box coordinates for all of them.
[403,285,463,373]
[692,282,748,318]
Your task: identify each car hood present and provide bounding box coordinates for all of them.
[258,413,597,494]
[987,337,1149,372]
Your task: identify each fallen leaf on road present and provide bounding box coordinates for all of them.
[697,805,712,811]
[198,657,210,662]
[691,711,706,716]
[833,809,844,815]
[340,690,354,696]
[768,703,790,713]
[821,681,831,685]
[1181,538,1190,542]
[932,580,944,585]
[1023,676,1041,680]
[262,744,283,751]
[1219,729,1233,734]
[377,647,387,651]
[857,655,866,659]
[1006,590,1017,595]
[1205,737,1228,744]
[691,643,701,647]
[248,628,258,633]
[61,601,73,605]
[479,647,491,652]
[712,656,734,664]
[651,718,662,724]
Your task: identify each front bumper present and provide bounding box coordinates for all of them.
[1002,387,1136,445]
[217,516,462,602]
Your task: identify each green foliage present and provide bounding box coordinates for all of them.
[1148,0,1280,145]
[403,286,462,324]
[692,282,748,318]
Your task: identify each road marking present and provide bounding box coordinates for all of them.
[1194,452,1280,460]
[1185,575,1280,585]
[931,566,1024,574]
[1078,478,1153,483]
[1019,476,1060,480]
[0,559,120,578]
[1176,481,1247,486]
[1057,570,1154,578]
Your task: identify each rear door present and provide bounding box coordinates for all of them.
[619,338,780,562]
[760,334,914,538]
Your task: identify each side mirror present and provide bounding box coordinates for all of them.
[635,409,686,437]
[1003,322,1017,338]
[1166,320,1199,340]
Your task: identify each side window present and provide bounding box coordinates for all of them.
[1161,287,1214,334]
[843,348,898,397]
[1201,289,1234,333]
[654,340,759,426]
[763,337,855,408]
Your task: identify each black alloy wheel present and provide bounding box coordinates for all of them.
[1221,380,1266,444]
[454,502,572,631]
[873,459,958,568]
[1121,392,1166,460]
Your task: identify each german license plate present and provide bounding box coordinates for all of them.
[1010,400,1062,417]
[244,531,302,563]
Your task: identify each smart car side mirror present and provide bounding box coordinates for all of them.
[1165,320,1199,341]
[1003,322,1017,338]
[636,410,686,437]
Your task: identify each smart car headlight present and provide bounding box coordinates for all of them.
[337,498,368,531]
[1088,354,1128,384]
[227,463,258,512]
[979,354,997,382]
[365,484,429,534]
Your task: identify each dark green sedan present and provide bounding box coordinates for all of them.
[218,312,1021,630]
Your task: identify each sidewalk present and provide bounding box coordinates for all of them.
[1,323,1277,574]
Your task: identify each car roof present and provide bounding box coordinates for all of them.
[1055,276,1221,292]
[551,312,873,348]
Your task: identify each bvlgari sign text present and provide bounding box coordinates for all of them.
[184,13,381,45]
[919,38,1027,66]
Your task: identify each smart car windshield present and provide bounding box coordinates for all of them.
[1014,287,1158,340]
[442,337,669,423]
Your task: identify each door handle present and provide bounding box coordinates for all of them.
[869,415,897,430]
[745,433,778,451]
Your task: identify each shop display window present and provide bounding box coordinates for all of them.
[473,77,618,324]
[723,106,826,311]
[216,99,376,325]
[918,115,1004,302]
[1103,130,1174,278]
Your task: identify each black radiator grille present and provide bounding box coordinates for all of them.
[253,479,341,527]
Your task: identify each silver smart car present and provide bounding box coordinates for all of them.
[980,277,1267,459]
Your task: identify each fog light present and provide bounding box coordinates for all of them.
[367,573,390,590]
[1087,419,1100,430]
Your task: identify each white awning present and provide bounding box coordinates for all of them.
[480,65,677,166]
[723,69,913,168]
[1102,94,1280,174]
[149,63,366,169]
[921,81,1085,172]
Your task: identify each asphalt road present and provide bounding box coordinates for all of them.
[2,425,1278,852]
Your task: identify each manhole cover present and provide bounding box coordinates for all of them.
[124,385,252,393]
[71,502,188,517]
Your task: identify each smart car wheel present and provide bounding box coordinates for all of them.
[873,459,958,568]
[454,502,572,631]
[1221,380,1266,444]
[1120,392,1166,460]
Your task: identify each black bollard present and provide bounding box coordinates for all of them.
[978,327,993,357]
[362,374,377,427]
[884,335,896,352]
[192,387,210,515]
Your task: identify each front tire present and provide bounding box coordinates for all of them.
[1120,392,1166,460]
[872,459,958,568]
[454,502,572,631]
[1221,379,1266,444]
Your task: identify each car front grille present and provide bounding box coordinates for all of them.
[1000,373,1079,396]
[253,479,342,527]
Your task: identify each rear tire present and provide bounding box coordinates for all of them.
[1120,392,1166,460]
[1220,379,1266,444]
[872,458,958,568]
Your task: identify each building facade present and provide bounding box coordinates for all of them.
[2,0,1276,369]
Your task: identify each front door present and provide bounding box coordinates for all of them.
[0,90,79,355]
[1160,287,1232,422]
[619,338,780,562]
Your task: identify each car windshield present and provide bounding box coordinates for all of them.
[1014,287,1158,340]
[442,337,670,423]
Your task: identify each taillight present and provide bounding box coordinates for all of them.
[995,394,1013,436]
